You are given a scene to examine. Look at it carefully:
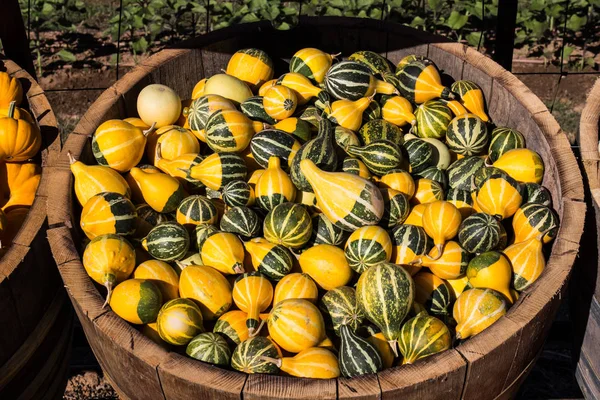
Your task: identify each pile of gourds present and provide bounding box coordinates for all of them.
[74,47,559,378]
[0,70,43,253]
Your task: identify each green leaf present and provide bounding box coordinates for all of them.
[445,10,468,30]
[530,0,545,11]
[56,49,76,63]
[561,45,574,60]
[329,0,346,8]
[411,16,426,28]
[357,0,375,9]
[566,14,587,31]
[584,57,596,68]
[466,31,482,47]
[428,0,443,12]
[546,4,564,18]
[41,2,55,15]
[132,37,149,54]
[240,13,260,23]
[514,30,529,45]
[325,7,343,16]
[524,20,548,38]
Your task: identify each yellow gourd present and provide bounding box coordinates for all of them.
[233,272,274,336]
[68,151,131,206]
[300,159,384,232]
[123,117,150,129]
[441,99,469,117]
[422,201,461,259]
[446,275,469,299]
[133,260,179,301]
[0,105,33,123]
[1,167,40,212]
[156,298,204,346]
[0,101,41,161]
[413,241,469,280]
[263,85,298,120]
[255,156,296,211]
[124,165,159,204]
[110,279,163,324]
[258,79,278,96]
[502,232,547,291]
[260,347,340,379]
[200,231,245,275]
[154,145,204,183]
[290,48,336,84]
[273,273,319,305]
[0,71,23,107]
[82,234,136,307]
[214,310,250,345]
[324,94,374,131]
[412,178,444,205]
[493,148,544,184]
[129,167,185,213]
[476,175,523,220]
[191,78,207,100]
[466,251,514,303]
[299,244,353,290]
[179,264,232,320]
[226,48,274,90]
[277,73,326,105]
[147,125,200,165]
[453,288,507,339]
[404,203,426,227]
[365,330,395,369]
[382,95,416,127]
[268,298,326,353]
[379,170,415,199]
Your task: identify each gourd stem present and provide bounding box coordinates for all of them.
[67,151,77,165]
[426,244,444,261]
[102,281,113,309]
[258,356,282,368]
[143,122,157,137]
[330,52,342,59]
[7,101,16,119]
[408,257,423,266]
[156,143,163,162]
[388,340,399,357]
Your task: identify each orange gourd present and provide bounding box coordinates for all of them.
[0,102,41,161]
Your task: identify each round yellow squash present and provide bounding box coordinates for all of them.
[267,298,326,353]
[299,244,353,290]
[273,273,319,305]
[179,264,232,321]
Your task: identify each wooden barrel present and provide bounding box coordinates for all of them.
[0,57,72,399]
[47,18,584,400]
[574,78,600,399]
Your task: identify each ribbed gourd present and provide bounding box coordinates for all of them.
[129,167,185,213]
[398,313,451,364]
[222,180,254,207]
[226,48,274,90]
[358,119,404,145]
[379,169,416,198]
[245,237,294,281]
[68,152,131,206]
[299,244,353,290]
[301,159,384,231]
[309,214,347,247]
[259,347,340,379]
[290,48,336,84]
[325,61,396,101]
[347,139,403,176]
[214,310,249,345]
[512,203,558,244]
[344,225,392,274]
[273,117,312,143]
[339,324,383,377]
[250,129,302,171]
[503,231,548,291]
[263,85,298,120]
[381,95,417,127]
[110,279,163,324]
[233,272,274,336]
[405,138,435,173]
[290,119,338,192]
[422,200,461,259]
[476,174,523,220]
[200,231,245,274]
[357,262,415,356]
[186,332,231,366]
[391,224,431,268]
[142,221,190,261]
[276,72,330,106]
[453,288,507,339]
[133,260,179,301]
[395,60,454,104]
[415,100,453,139]
[274,273,319,305]
[186,94,236,141]
[380,188,410,228]
[241,96,277,125]
[255,156,296,211]
[92,119,155,172]
[156,298,204,345]
[458,212,502,254]
[205,109,256,153]
[413,271,453,316]
[324,95,375,131]
[0,72,22,107]
[320,286,365,335]
[466,251,514,303]
[493,148,544,184]
[176,195,218,228]
[80,192,136,239]
[451,80,489,122]
[447,156,485,191]
[268,298,325,353]
[82,234,136,307]
[231,336,280,374]
[179,265,232,320]
[446,114,489,156]
[488,127,525,163]
[220,206,261,238]
[263,202,312,248]
[187,152,247,191]
[0,101,41,161]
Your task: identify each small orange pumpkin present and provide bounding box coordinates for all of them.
[0,102,41,161]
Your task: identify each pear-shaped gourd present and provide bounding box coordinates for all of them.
[451,80,489,122]
[476,174,523,220]
[502,230,549,291]
[300,159,384,232]
[324,95,375,131]
[290,47,337,84]
[147,125,200,164]
[68,151,131,206]
[395,60,454,104]
[268,298,325,353]
[200,231,245,275]
[347,139,403,176]
[453,288,507,339]
[255,156,296,211]
[92,120,155,172]
[233,272,274,337]
[276,72,330,106]
[466,251,514,303]
[382,95,417,127]
[154,144,204,185]
[299,244,353,290]
[422,201,462,259]
[129,167,185,213]
[412,240,470,280]
[512,203,558,245]
[290,118,338,192]
[398,313,451,364]
[339,324,383,378]
[187,152,247,191]
[259,347,340,379]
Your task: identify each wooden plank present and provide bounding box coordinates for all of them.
[244,374,336,400]
[337,374,380,399]
[428,44,466,86]
[575,295,600,399]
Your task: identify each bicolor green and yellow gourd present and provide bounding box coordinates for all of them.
[398,313,451,364]
[109,279,163,325]
[245,237,294,281]
[80,192,136,239]
[344,225,392,274]
[233,272,274,336]
[268,298,325,353]
[200,231,245,274]
[453,288,507,339]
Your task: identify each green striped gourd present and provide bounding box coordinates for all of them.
[156,298,204,345]
[186,332,231,366]
[335,126,361,155]
[413,271,453,316]
[395,60,454,104]
[255,156,296,211]
[188,152,247,191]
[447,156,485,191]
[325,61,397,101]
[80,192,137,240]
[458,212,502,254]
[413,166,448,190]
[503,233,547,291]
[309,213,347,247]
[356,262,415,356]
[214,310,249,345]
[233,272,273,335]
[175,195,218,228]
[521,183,552,207]
[453,288,507,339]
[348,50,393,76]
[415,100,452,139]
[273,117,312,144]
[342,157,372,179]
[320,286,365,335]
[473,166,508,189]
[358,119,404,146]
[298,105,321,128]
[512,203,558,244]
[222,180,253,207]
[360,324,396,369]
[263,202,312,248]
[290,119,338,192]
[344,225,392,274]
[245,237,294,280]
[363,101,382,122]
[186,94,236,134]
[450,80,489,122]
[405,138,436,173]
[488,127,525,163]
[398,313,451,364]
[380,189,410,229]
[445,114,489,156]
[347,140,403,176]
[142,221,190,261]
[391,224,432,266]
[250,129,302,171]
[205,109,255,153]
[301,160,384,231]
[241,96,277,125]
[339,324,383,377]
[231,336,280,374]
[220,206,261,238]
[421,137,451,170]
[194,223,219,250]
